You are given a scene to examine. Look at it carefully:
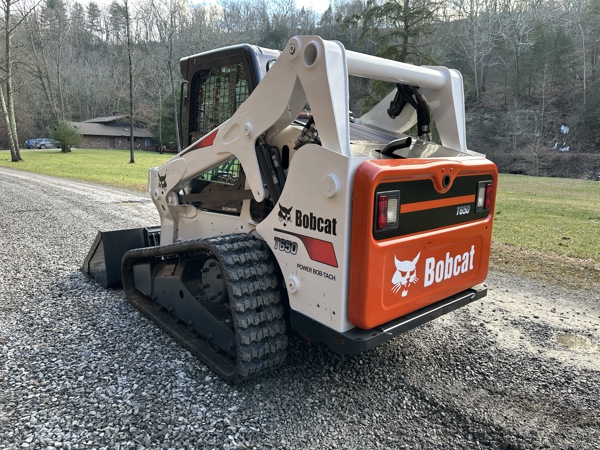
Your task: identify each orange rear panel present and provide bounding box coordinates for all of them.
[349,158,497,330]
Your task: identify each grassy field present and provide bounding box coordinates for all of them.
[0,148,172,191]
[491,174,600,288]
[2,148,599,286]
[494,174,600,261]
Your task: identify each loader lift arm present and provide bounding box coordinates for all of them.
[149,36,469,241]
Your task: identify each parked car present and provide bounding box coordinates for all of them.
[25,138,40,149]
[35,138,59,149]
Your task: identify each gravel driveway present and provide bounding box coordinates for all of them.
[1,167,599,449]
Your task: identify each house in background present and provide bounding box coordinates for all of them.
[69,115,155,150]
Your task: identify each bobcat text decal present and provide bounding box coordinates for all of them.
[424,245,475,287]
[391,245,476,297]
[295,209,337,236]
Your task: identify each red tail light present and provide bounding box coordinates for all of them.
[476,181,493,212]
[377,195,388,230]
[375,190,400,231]
[484,183,493,210]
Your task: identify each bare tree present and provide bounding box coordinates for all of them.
[147,0,188,152]
[124,0,134,163]
[529,62,551,176]
[1,0,39,161]
[107,0,137,162]
[576,0,600,110]
[441,0,501,102]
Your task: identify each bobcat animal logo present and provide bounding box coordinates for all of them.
[391,252,420,298]
[158,173,167,189]
[278,204,292,226]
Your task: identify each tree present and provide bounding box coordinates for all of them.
[219,0,270,44]
[1,0,39,162]
[26,0,85,126]
[497,1,540,97]
[440,0,501,102]
[147,0,188,152]
[1,0,18,159]
[123,0,134,163]
[49,120,83,152]
[42,0,69,121]
[345,0,437,62]
[343,0,437,114]
[86,1,102,44]
[520,23,573,96]
[109,0,136,163]
[579,0,600,112]
[586,0,600,82]
[69,2,86,49]
[331,0,369,51]
[260,0,298,49]
[317,5,336,40]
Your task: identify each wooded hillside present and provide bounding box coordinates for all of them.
[1,0,599,179]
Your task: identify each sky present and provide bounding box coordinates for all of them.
[200,0,332,14]
[86,0,332,15]
[293,0,331,14]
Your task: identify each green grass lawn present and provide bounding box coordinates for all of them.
[2,148,599,285]
[493,174,600,261]
[0,148,172,191]
[490,174,600,288]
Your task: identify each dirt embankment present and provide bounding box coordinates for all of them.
[466,84,600,181]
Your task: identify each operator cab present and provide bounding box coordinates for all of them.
[180,44,280,148]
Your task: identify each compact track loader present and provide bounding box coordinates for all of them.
[83,35,497,383]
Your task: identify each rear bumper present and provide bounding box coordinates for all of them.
[290,284,487,355]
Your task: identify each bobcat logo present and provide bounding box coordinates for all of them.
[278,204,292,226]
[158,173,167,189]
[392,253,420,298]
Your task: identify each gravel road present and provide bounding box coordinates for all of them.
[1,166,599,450]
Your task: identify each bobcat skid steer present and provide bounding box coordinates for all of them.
[83,35,497,383]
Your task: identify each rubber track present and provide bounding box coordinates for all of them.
[122,233,288,384]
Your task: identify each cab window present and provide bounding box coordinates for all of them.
[180,158,248,215]
[190,63,250,143]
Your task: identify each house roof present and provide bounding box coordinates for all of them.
[69,121,153,139]
[83,115,129,123]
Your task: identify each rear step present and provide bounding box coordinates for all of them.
[291,283,487,355]
[82,226,160,288]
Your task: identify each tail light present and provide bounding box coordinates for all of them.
[476,181,493,213]
[375,191,400,231]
